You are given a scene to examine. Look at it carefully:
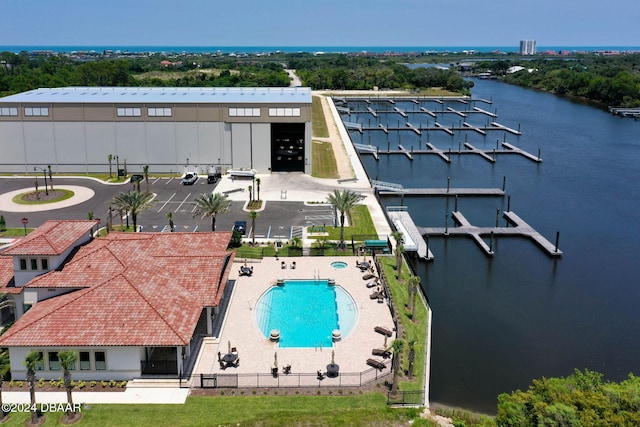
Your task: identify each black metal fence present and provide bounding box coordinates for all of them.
[191,362,392,389]
[387,390,425,406]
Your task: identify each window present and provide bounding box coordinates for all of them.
[148,107,172,117]
[24,107,49,117]
[229,107,260,117]
[0,107,18,116]
[95,351,106,370]
[79,352,91,370]
[35,352,44,371]
[116,107,141,117]
[269,107,300,117]
[19,259,27,270]
[48,352,60,370]
[41,259,48,271]
[30,259,38,270]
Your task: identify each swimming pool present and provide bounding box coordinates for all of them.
[255,280,357,348]
[331,261,348,269]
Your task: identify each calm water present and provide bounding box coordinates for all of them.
[343,80,640,413]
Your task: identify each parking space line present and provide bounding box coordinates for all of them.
[266,226,272,238]
[157,193,176,213]
[165,177,175,185]
[174,193,192,213]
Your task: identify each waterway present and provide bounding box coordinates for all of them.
[343,80,640,413]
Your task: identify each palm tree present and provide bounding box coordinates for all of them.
[326,189,364,249]
[390,339,404,397]
[408,275,420,319]
[248,210,257,245]
[112,191,155,232]
[143,165,150,193]
[0,350,10,419]
[193,192,231,231]
[391,230,404,274]
[47,165,53,191]
[108,154,113,179]
[395,243,405,281]
[58,351,78,421]
[248,185,253,202]
[24,351,42,425]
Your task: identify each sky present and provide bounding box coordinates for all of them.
[3,0,640,47]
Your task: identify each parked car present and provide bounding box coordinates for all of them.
[233,220,247,235]
[182,173,198,185]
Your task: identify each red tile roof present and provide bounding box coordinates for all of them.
[1,220,97,256]
[0,230,234,347]
[0,257,20,294]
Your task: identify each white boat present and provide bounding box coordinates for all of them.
[228,168,257,178]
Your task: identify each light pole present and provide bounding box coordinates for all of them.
[34,167,48,196]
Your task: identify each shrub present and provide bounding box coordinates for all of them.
[119,381,127,388]
[90,380,97,388]
[109,379,116,387]
[16,381,23,387]
[49,379,57,387]
[77,381,85,389]
[101,380,108,388]
[0,215,6,232]
[38,378,45,388]
[8,380,14,387]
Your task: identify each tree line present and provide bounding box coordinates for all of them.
[472,54,640,107]
[0,51,473,96]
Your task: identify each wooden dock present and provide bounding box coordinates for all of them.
[472,106,497,117]
[446,107,467,117]
[379,187,505,196]
[491,121,521,135]
[356,141,540,164]
[418,210,562,257]
[405,122,422,135]
[366,107,378,117]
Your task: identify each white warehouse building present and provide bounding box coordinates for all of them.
[0,86,312,175]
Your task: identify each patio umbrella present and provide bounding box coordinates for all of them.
[274,351,278,368]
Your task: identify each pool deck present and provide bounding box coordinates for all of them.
[192,256,395,384]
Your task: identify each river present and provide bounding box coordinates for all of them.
[343,79,640,413]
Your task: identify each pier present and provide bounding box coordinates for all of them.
[609,106,640,118]
[354,140,541,164]
[387,207,433,260]
[379,187,504,197]
[418,211,562,257]
[491,121,521,135]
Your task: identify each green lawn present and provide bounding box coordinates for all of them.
[311,140,339,178]
[0,393,426,426]
[378,256,428,393]
[312,96,330,138]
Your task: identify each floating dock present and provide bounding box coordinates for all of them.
[387,207,433,260]
[418,210,562,257]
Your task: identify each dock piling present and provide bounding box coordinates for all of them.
[496,209,500,227]
[555,231,560,253]
[507,195,511,212]
[502,176,507,192]
[447,177,450,193]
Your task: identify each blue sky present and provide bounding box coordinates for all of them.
[3,0,640,47]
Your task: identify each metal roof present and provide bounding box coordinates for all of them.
[0,86,312,104]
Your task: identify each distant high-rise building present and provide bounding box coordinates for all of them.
[520,40,537,55]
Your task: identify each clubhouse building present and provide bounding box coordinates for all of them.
[0,86,312,175]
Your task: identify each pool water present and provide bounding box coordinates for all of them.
[331,261,348,269]
[255,280,357,348]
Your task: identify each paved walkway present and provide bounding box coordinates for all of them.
[2,387,189,405]
[0,185,95,212]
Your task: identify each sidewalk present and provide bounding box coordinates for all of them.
[3,387,189,405]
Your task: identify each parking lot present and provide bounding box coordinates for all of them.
[0,176,337,240]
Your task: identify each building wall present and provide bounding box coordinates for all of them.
[0,96,311,174]
[8,346,141,381]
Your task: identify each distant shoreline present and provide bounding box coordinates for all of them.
[2,45,640,55]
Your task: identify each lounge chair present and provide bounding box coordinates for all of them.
[374,326,393,337]
[365,280,377,288]
[366,358,386,370]
[372,348,391,359]
[362,273,376,280]
[370,291,382,299]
